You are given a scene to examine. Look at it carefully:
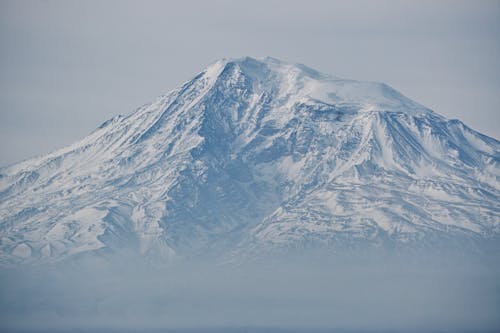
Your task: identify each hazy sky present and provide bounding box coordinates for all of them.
[0,0,499,166]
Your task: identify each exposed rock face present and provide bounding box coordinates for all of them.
[1,57,499,264]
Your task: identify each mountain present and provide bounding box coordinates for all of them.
[0,56,499,265]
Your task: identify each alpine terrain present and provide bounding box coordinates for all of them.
[1,56,499,265]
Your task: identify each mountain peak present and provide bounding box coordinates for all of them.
[0,58,498,265]
[199,56,431,115]
[204,56,331,80]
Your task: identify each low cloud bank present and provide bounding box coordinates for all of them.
[1,252,499,332]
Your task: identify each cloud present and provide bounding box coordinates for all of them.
[1,253,499,332]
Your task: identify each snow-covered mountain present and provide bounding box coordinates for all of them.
[1,56,499,264]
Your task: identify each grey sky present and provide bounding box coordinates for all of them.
[0,0,499,166]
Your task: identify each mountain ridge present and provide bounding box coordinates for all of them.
[1,57,499,265]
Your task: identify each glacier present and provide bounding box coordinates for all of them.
[0,56,499,265]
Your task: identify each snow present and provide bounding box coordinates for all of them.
[0,56,499,265]
[12,243,31,258]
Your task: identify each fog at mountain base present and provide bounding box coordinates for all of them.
[1,252,499,332]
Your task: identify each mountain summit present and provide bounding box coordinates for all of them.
[1,57,499,264]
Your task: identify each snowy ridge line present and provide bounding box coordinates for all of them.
[0,56,499,265]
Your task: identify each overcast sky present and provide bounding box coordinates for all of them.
[0,0,499,166]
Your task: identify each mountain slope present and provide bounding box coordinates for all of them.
[1,56,499,264]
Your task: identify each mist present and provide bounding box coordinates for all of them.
[1,251,499,333]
